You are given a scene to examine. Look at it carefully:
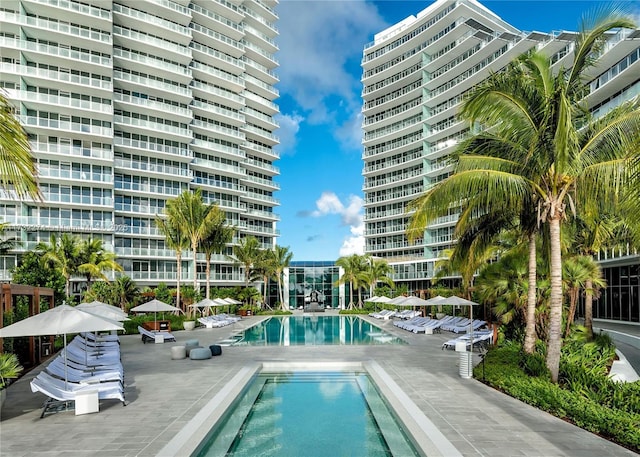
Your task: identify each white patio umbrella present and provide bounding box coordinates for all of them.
[387,296,409,305]
[77,301,129,321]
[439,296,480,342]
[223,297,242,305]
[130,299,181,324]
[0,304,124,387]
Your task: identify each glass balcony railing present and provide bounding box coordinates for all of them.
[20,116,112,137]
[2,63,112,90]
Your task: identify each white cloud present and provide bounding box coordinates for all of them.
[308,191,365,256]
[339,222,365,257]
[276,1,386,150]
[274,112,304,155]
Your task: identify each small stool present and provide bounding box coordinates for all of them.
[171,346,186,360]
[189,347,212,360]
[209,345,222,356]
[185,339,199,356]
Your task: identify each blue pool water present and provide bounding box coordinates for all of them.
[195,371,420,457]
[227,315,405,346]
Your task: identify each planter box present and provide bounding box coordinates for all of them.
[238,309,252,317]
[183,321,196,331]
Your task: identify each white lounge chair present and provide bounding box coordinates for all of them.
[138,326,176,343]
[30,371,125,417]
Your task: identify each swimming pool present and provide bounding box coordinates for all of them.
[159,362,461,457]
[196,370,420,457]
[224,315,406,346]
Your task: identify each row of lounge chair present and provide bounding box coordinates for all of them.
[30,332,125,417]
[394,315,487,335]
[369,309,421,320]
[197,313,240,328]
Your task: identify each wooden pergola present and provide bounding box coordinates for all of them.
[0,284,55,368]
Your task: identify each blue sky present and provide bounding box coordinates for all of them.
[272,0,639,261]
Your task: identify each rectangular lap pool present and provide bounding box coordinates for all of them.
[159,362,462,457]
[224,315,406,346]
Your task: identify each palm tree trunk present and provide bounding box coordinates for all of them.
[176,252,182,312]
[547,215,564,383]
[348,284,354,310]
[565,288,578,337]
[523,233,538,354]
[192,242,198,291]
[278,274,286,311]
[584,278,594,340]
[205,253,211,299]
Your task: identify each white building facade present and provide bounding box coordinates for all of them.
[361,0,640,322]
[0,0,280,292]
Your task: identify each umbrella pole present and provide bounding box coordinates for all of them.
[64,333,68,390]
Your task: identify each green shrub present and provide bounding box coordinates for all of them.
[339,309,370,315]
[479,344,640,452]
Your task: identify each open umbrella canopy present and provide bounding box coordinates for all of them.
[397,296,433,307]
[130,299,180,313]
[0,304,124,338]
[223,297,241,305]
[387,296,409,305]
[438,296,479,307]
[77,301,129,321]
[375,296,391,303]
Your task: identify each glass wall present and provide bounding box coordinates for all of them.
[287,261,343,309]
[591,263,640,323]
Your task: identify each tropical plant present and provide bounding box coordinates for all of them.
[335,254,367,309]
[36,233,81,298]
[562,255,605,337]
[0,222,19,255]
[156,211,188,311]
[361,256,394,298]
[408,11,640,382]
[231,236,261,290]
[180,285,200,318]
[0,353,23,389]
[254,248,277,309]
[83,281,114,305]
[153,282,173,305]
[11,251,65,304]
[200,214,234,299]
[112,275,139,312]
[77,238,123,288]
[0,91,41,200]
[165,190,223,291]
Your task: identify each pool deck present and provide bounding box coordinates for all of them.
[1,312,638,457]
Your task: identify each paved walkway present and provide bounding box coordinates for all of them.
[0,314,637,457]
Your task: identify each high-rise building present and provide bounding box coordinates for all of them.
[0,0,280,293]
[361,0,640,321]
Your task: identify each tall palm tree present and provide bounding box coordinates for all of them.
[156,214,189,310]
[200,216,234,299]
[255,249,277,309]
[230,236,261,301]
[165,190,221,291]
[77,238,123,288]
[37,233,81,298]
[0,92,41,200]
[335,254,367,309]
[408,12,639,382]
[273,245,293,311]
[362,256,394,298]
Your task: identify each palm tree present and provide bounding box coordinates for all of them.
[231,236,261,293]
[165,190,221,292]
[273,245,293,311]
[0,222,19,255]
[112,275,139,312]
[0,92,41,200]
[253,248,276,309]
[77,238,123,288]
[199,208,234,299]
[335,254,367,309]
[362,256,394,298]
[562,255,605,336]
[37,233,81,298]
[156,214,189,310]
[408,11,639,382]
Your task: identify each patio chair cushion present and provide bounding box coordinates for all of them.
[189,347,212,360]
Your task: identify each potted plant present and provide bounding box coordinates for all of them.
[181,286,200,330]
[0,353,23,407]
